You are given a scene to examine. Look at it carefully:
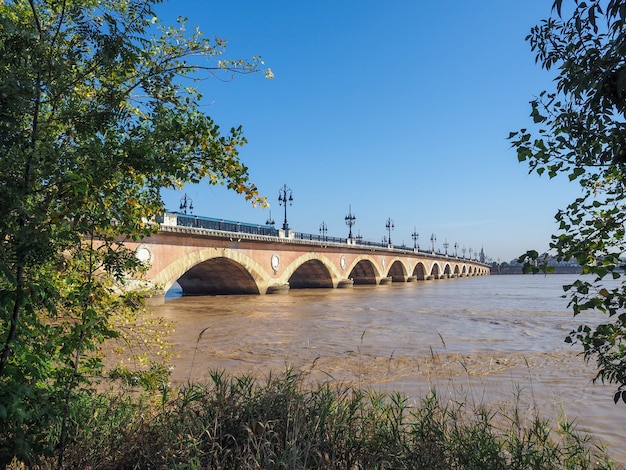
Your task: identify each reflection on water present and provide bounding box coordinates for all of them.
[156,275,626,466]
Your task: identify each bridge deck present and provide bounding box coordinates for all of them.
[131,213,489,303]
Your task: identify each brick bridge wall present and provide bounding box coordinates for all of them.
[125,225,489,301]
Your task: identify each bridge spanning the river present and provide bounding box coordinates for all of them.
[128,213,490,304]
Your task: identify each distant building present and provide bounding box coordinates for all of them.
[492,254,581,274]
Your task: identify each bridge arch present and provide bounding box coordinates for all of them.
[282,253,341,289]
[152,248,272,295]
[346,254,382,285]
[387,258,408,282]
[429,262,441,279]
[413,262,427,280]
[178,257,259,295]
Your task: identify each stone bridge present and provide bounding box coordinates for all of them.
[127,215,489,304]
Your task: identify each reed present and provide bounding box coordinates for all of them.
[8,369,616,469]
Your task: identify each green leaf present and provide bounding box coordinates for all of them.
[569,167,585,181]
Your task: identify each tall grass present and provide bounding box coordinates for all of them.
[10,369,616,469]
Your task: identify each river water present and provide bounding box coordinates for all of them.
[156,274,626,465]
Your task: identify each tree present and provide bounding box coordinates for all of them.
[0,0,271,465]
[510,0,626,402]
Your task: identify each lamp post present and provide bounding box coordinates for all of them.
[345,204,356,239]
[469,247,473,260]
[443,239,449,256]
[411,227,419,250]
[462,246,467,259]
[179,193,193,214]
[278,184,293,233]
[265,210,275,227]
[385,218,394,246]
[319,221,328,241]
[454,242,459,257]
[355,230,363,244]
[430,233,436,253]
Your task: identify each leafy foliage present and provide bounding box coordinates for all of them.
[510,0,626,398]
[0,0,270,466]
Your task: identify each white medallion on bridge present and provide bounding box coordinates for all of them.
[135,245,153,266]
[340,255,346,271]
[271,253,280,273]
[382,257,386,269]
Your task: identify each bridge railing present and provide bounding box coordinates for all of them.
[293,232,347,244]
[358,239,390,249]
[174,213,279,237]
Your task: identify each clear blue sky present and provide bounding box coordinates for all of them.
[156,1,579,264]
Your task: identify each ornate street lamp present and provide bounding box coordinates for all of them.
[385,218,394,246]
[278,184,293,232]
[179,193,193,214]
[462,246,467,259]
[454,242,459,257]
[319,221,328,241]
[443,239,449,256]
[345,204,356,239]
[411,226,419,250]
[430,233,436,253]
[469,247,473,260]
[355,230,363,244]
[265,210,275,227]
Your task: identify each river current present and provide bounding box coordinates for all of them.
[156,274,626,465]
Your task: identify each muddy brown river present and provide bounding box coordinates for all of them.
[155,274,626,466]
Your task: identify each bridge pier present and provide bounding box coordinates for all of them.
[337,279,354,288]
[266,283,290,294]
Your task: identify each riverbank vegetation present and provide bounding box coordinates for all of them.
[3,369,617,469]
